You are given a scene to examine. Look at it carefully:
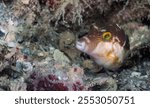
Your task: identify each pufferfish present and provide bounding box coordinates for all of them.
[76,24,130,71]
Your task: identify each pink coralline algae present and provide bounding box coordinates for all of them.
[27,71,84,91]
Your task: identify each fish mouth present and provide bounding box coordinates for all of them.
[76,41,86,51]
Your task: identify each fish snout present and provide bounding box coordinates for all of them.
[75,40,87,52]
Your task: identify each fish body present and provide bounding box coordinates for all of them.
[76,24,130,70]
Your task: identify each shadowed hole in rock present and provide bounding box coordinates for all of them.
[80,53,91,60]
[122,46,150,69]
[0,67,22,79]
[0,86,10,91]
[88,83,109,91]
[141,17,150,27]
[0,30,5,37]
[78,32,88,39]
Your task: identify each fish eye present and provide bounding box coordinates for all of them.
[102,32,112,41]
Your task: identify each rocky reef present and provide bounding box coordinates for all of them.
[0,0,150,91]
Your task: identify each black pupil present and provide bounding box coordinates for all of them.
[105,34,110,39]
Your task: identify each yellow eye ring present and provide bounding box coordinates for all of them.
[102,32,112,41]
